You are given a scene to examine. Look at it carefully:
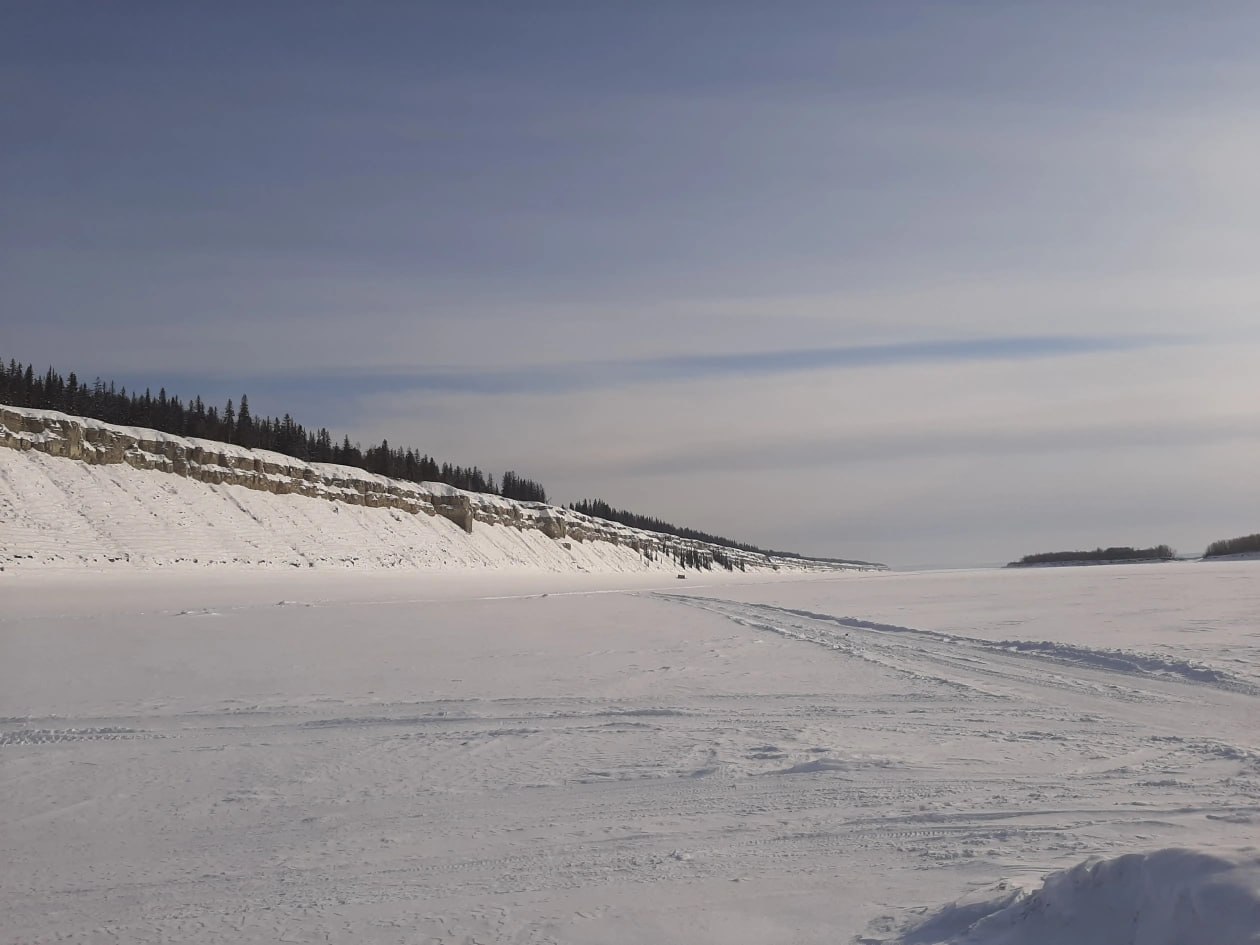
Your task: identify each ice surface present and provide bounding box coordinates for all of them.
[3,562,1258,943]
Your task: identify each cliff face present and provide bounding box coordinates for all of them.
[0,405,861,573]
[0,403,478,522]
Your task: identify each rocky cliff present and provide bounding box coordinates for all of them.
[0,404,872,573]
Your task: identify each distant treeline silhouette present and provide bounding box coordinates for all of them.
[569,498,882,563]
[569,498,787,557]
[0,357,547,502]
[769,551,886,568]
[1203,533,1260,558]
[1008,545,1175,567]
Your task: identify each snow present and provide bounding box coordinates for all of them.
[891,849,1260,945]
[0,412,874,575]
[3,560,1258,943]
[0,446,766,574]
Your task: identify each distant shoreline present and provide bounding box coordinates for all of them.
[1006,557,1176,569]
[1006,544,1175,568]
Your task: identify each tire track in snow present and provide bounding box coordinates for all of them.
[652,594,1260,704]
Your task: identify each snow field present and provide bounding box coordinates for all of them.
[2,563,1258,943]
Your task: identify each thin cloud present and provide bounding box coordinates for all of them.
[610,415,1260,479]
[143,334,1187,401]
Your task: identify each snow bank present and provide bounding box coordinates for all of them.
[892,849,1260,945]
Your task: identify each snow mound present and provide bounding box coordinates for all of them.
[890,848,1260,945]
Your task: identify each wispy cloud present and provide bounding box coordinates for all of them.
[611,414,1260,479]
[141,334,1186,403]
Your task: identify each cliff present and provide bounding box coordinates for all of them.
[0,404,878,574]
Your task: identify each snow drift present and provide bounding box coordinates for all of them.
[891,848,1260,945]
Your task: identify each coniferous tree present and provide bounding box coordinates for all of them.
[236,395,254,449]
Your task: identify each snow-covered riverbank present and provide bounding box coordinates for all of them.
[0,407,876,575]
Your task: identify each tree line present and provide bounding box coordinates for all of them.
[569,497,784,557]
[1008,545,1175,567]
[1203,533,1260,558]
[0,357,547,502]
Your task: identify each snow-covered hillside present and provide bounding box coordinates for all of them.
[0,405,867,574]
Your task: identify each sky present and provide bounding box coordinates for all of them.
[3,2,1258,567]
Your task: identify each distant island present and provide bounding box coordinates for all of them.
[1203,533,1260,558]
[1007,545,1175,568]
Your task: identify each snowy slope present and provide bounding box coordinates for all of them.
[0,448,653,572]
[0,404,863,574]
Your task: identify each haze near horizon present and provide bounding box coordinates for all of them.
[4,2,1258,567]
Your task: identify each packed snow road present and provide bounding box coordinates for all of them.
[2,564,1258,943]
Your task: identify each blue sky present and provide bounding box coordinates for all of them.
[3,3,1258,566]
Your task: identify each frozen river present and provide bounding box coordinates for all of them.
[3,562,1259,943]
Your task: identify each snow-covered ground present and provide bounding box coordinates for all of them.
[3,562,1258,943]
